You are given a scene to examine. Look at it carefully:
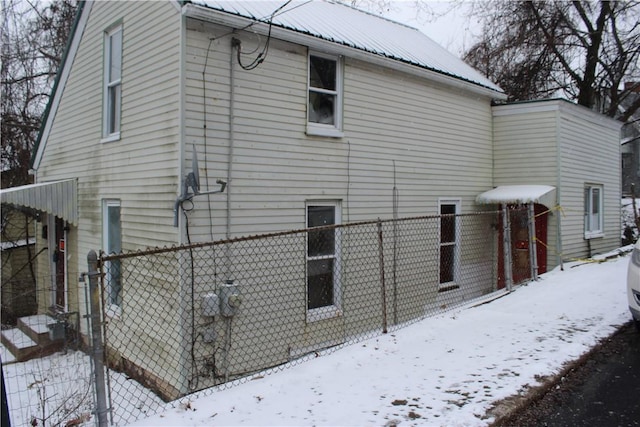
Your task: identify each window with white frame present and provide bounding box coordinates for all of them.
[439,200,460,288]
[103,200,122,309]
[307,52,343,137]
[306,201,341,319]
[103,24,122,140]
[584,184,604,238]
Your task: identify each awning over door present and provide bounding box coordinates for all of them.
[0,179,78,225]
[476,185,556,209]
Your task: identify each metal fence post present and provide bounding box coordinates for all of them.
[377,219,388,334]
[1,355,9,427]
[502,206,513,291]
[87,250,109,426]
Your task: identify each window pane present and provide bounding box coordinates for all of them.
[108,84,121,134]
[309,56,336,90]
[109,29,122,82]
[106,259,122,306]
[440,245,455,284]
[440,204,456,243]
[105,204,121,306]
[307,206,335,256]
[591,188,600,214]
[307,258,334,309]
[308,92,335,125]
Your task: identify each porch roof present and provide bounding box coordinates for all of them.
[476,185,557,209]
[0,179,78,225]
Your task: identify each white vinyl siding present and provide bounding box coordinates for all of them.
[38,1,181,252]
[558,106,620,256]
[183,26,494,240]
[36,2,183,383]
[493,100,621,266]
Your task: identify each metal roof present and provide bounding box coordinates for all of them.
[188,0,503,93]
[0,179,78,225]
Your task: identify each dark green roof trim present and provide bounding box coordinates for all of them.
[30,0,86,169]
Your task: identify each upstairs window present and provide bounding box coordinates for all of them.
[584,184,604,238]
[103,24,122,141]
[307,53,343,137]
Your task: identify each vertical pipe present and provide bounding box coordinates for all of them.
[225,39,238,280]
[528,203,538,280]
[87,250,108,427]
[502,206,513,291]
[377,219,388,334]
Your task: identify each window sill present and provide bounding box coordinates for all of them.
[306,124,344,138]
[306,305,342,323]
[584,232,604,240]
[101,133,121,144]
[438,284,460,293]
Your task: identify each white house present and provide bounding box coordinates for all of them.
[0,0,621,399]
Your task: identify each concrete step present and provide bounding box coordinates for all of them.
[1,328,39,362]
[18,314,61,346]
[1,314,67,362]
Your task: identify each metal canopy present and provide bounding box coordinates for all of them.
[476,185,557,209]
[0,179,78,225]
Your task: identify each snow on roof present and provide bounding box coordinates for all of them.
[188,0,503,93]
[476,185,557,208]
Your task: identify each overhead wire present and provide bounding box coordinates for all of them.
[235,0,293,71]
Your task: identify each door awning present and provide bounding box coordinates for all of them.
[0,179,78,225]
[476,185,556,209]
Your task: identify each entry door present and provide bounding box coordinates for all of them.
[54,217,66,308]
[497,204,549,288]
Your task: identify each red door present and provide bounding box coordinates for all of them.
[497,204,548,288]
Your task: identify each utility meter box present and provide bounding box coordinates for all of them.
[201,293,220,317]
[219,280,241,317]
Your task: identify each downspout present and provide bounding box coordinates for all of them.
[177,10,190,397]
[224,39,238,280]
[227,40,238,243]
[555,109,564,271]
[527,203,538,280]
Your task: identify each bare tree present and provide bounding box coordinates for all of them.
[1,0,77,189]
[1,0,77,322]
[462,1,640,120]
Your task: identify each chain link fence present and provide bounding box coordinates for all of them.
[2,208,534,426]
[100,209,515,424]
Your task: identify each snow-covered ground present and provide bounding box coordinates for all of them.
[127,247,633,427]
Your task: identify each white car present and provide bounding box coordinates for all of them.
[629,240,640,331]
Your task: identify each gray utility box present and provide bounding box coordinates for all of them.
[48,321,66,341]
